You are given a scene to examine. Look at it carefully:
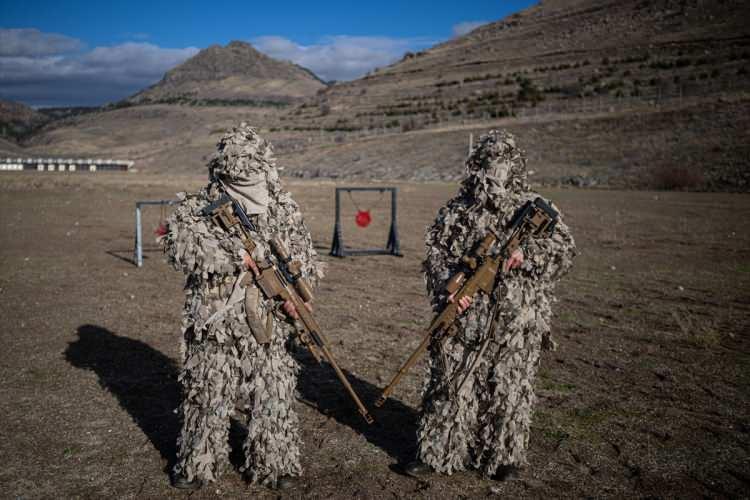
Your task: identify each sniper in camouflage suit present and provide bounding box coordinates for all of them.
[162,123,323,491]
[404,130,577,481]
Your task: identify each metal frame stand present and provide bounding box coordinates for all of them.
[330,187,402,257]
[134,199,178,267]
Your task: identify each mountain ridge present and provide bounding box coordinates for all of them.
[129,40,326,104]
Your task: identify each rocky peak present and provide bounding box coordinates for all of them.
[129,40,325,103]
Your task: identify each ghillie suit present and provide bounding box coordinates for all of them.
[163,123,321,487]
[417,130,576,476]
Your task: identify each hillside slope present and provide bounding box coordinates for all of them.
[22,104,285,172]
[280,95,749,190]
[18,0,750,189]
[293,0,749,130]
[271,0,749,189]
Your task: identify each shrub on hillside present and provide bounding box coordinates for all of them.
[517,77,545,105]
[400,117,419,132]
[651,165,705,191]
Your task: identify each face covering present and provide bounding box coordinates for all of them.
[222,173,269,216]
[484,160,512,197]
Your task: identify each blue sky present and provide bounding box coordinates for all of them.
[0,0,537,107]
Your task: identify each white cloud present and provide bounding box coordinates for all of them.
[452,20,489,37]
[0,29,198,106]
[0,29,437,106]
[80,43,198,81]
[0,28,83,57]
[253,35,434,82]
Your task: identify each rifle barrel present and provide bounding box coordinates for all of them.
[292,288,374,424]
[375,329,434,407]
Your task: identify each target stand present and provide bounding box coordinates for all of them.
[133,199,179,267]
[330,187,402,257]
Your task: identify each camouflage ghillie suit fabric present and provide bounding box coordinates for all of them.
[163,124,321,487]
[417,130,576,477]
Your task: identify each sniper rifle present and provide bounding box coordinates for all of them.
[202,192,375,424]
[375,197,559,407]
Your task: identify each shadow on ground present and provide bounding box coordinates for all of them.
[105,250,137,265]
[293,348,419,465]
[65,325,181,471]
[106,248,163,265]
[64,325,420,474]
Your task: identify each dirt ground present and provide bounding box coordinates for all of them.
[0,173,748,499]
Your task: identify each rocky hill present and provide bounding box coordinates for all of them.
[129,41,326,105]
[0,100,48,143]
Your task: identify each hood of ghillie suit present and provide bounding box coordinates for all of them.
[423,129,534,281]
[208,123,282,216]
[460,129,530,217]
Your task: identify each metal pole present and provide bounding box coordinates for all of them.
[330,188,344,257]
[135,203,143,267]
[387,188,402,256]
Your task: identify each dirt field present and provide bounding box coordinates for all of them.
[0,173,748,499]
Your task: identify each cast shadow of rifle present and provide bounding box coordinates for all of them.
[293,348,419,465]
[63,324,249,474]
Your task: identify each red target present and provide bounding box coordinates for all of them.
[154,205,169,236]
[355,210,372,228]
[154,222,168,236]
